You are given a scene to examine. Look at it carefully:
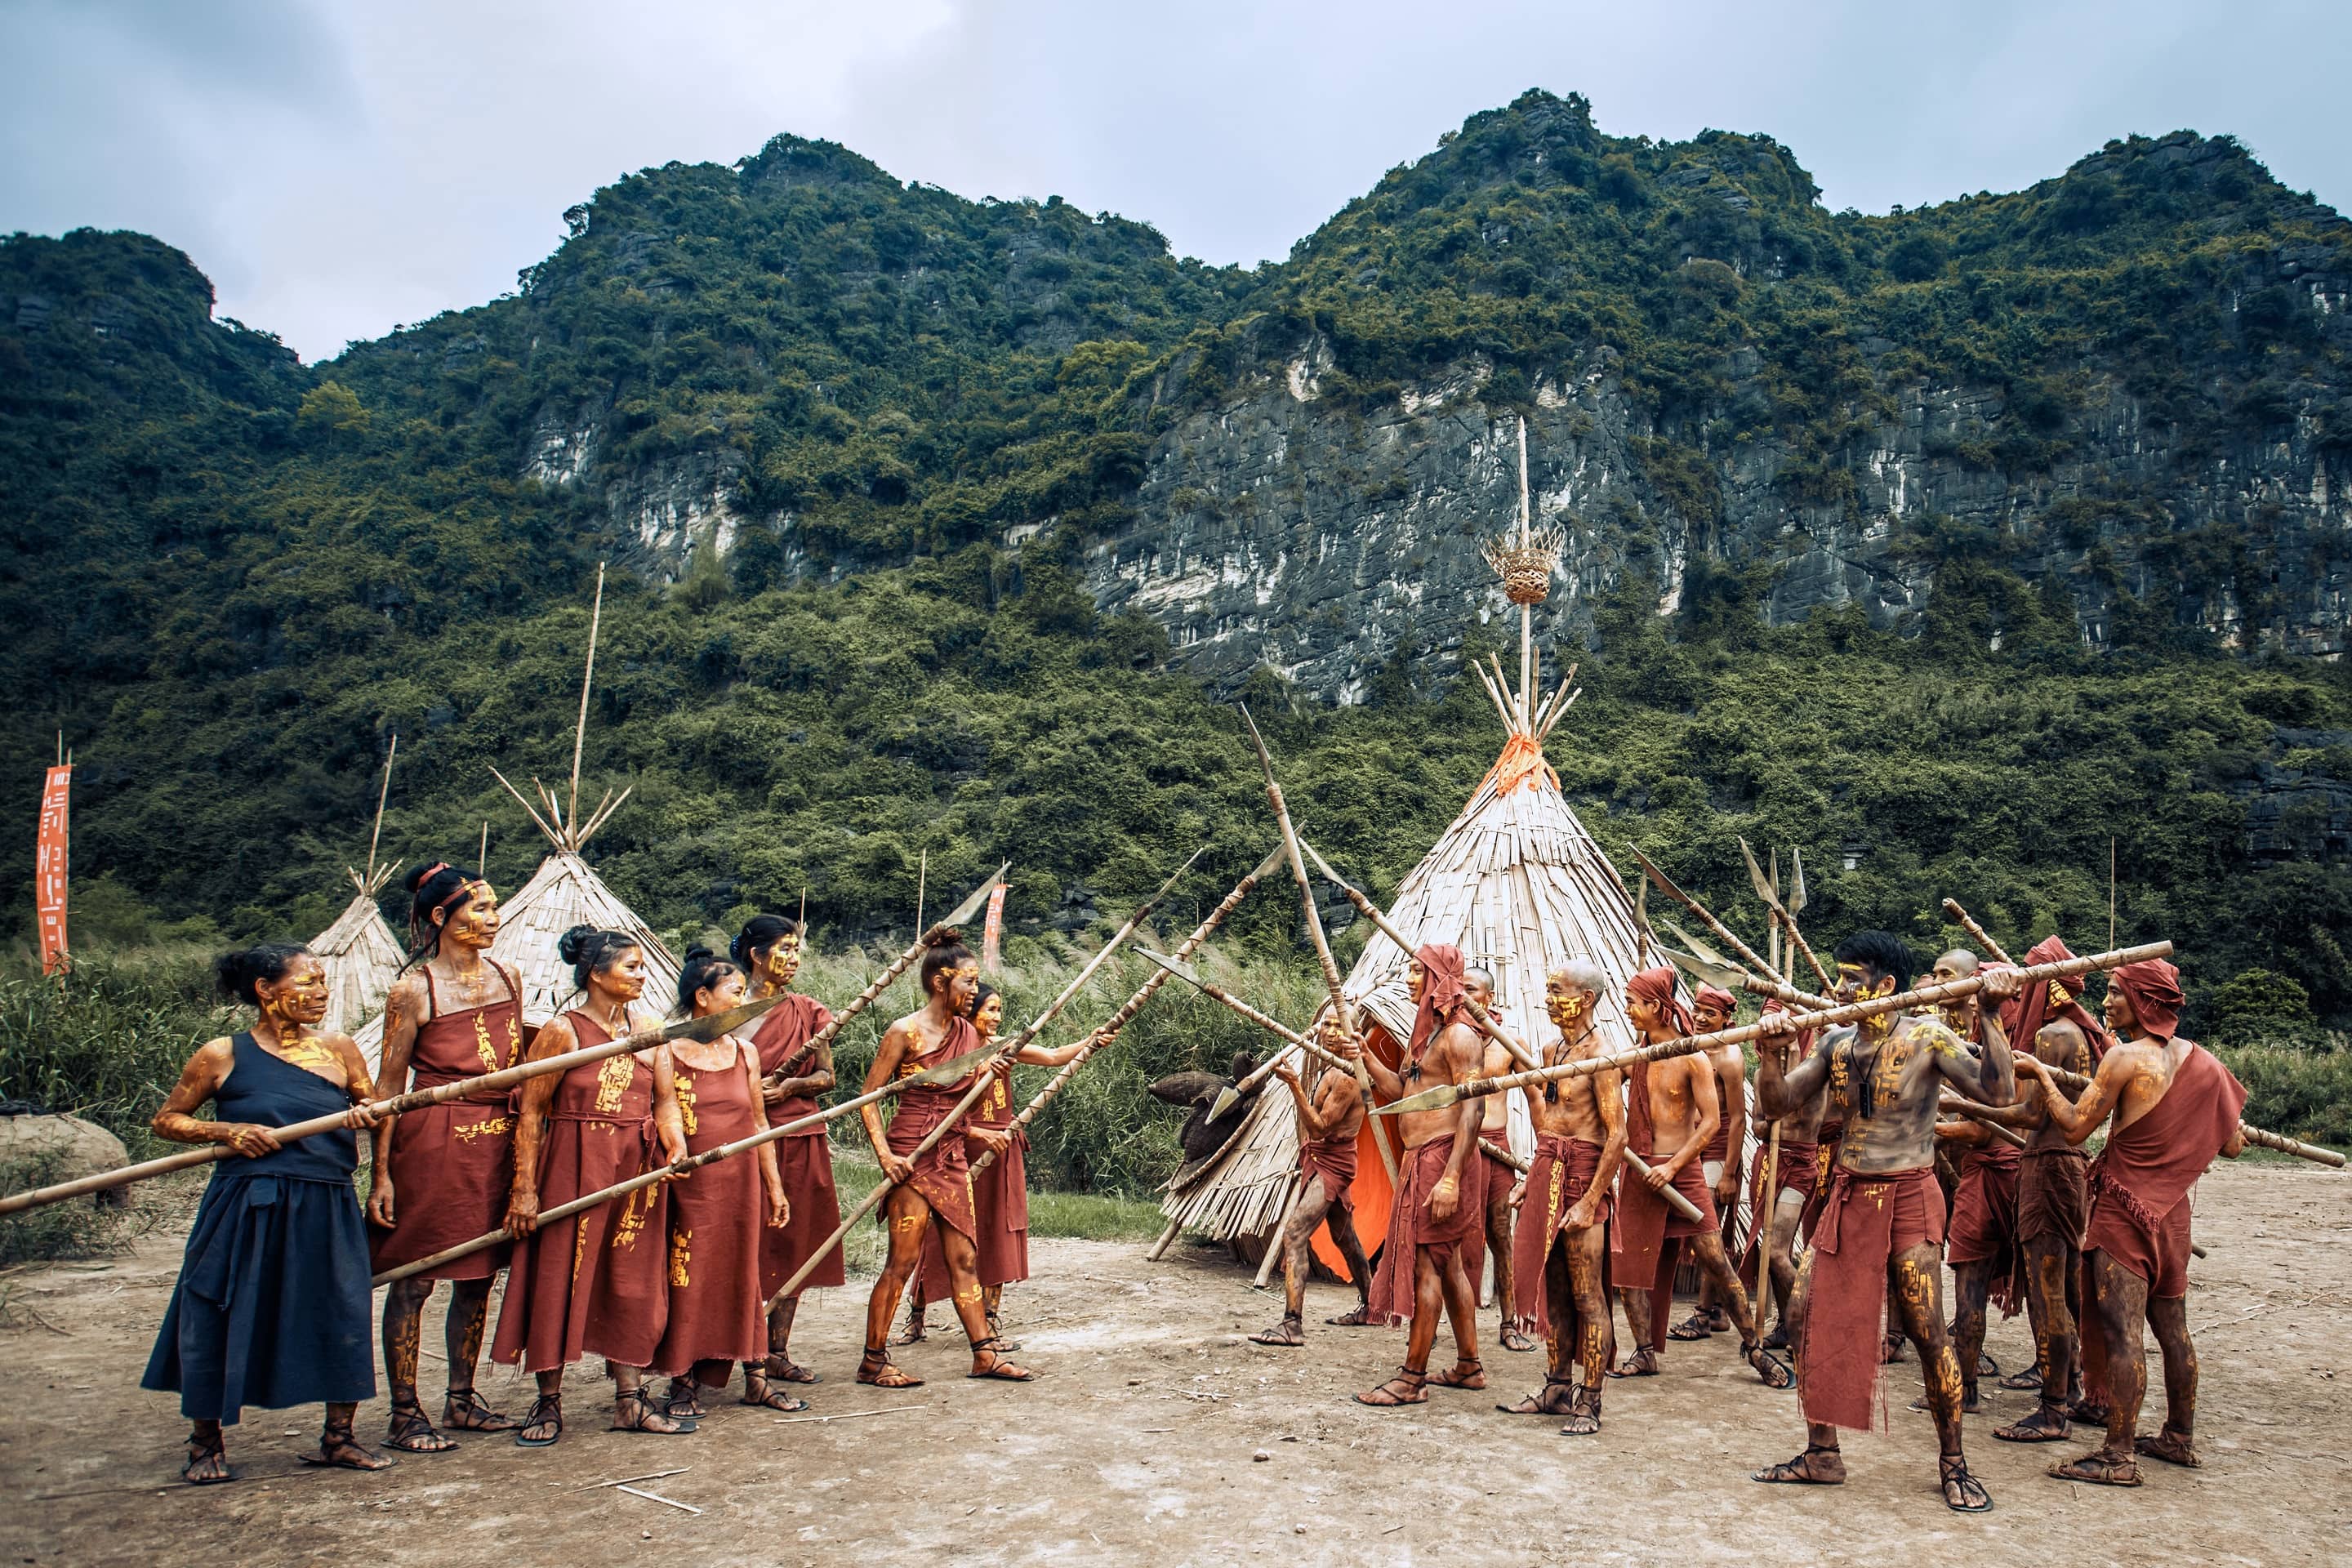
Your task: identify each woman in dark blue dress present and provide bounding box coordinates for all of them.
[141,943,394,1483]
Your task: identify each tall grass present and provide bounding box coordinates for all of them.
[0,951,225,1158]
[2212,1034,2352,1151]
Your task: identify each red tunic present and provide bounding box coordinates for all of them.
[884,1016,982,1242]
[1300,1129,1360,1205]
[491,1010,670,1372]
[918,1058,1030,1304]
[750,995,845,1298]
[1508,1134,1609,1337]
[2083,1044,2246,1298]
[651,1039,766,1374]
[367,962,523,1281]
[1366,1134,1486,1326]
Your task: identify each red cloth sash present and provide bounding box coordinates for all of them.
[884,1016,983,1241]
[1944,1141,2025,1317]
[1612,1058,1720,1285]
[1300,1132,1359,1204]
[750,992,835,1131]
[2016,1145,2090,1249]
[1366,1135,1485,1326]
[2083,1044,2244,1293]
[1799,1165,1945,1432]
[1508,1134,1607,1336]
[367,962,524,1281]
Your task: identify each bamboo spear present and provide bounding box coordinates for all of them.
[362,733,399,889]
[768,844,1206,1306]
[1740,839,1833,991]
[1942,899,2016,966]
[0,994,787,1217]
[568,562,605,834]
[372,1037,1001,1285]
[1375,942,2176,1116]
[760,863,1009,1090]
[1235,709,1400,1185]
[1632,848,1784,989]
[964,843,1285,1181]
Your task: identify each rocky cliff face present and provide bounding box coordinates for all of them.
[1081,261,2352,703]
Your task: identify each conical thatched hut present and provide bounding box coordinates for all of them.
[1160,422,1664,1276]
[310,863,405,1036]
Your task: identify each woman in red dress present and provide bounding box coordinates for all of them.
[899,983,1085,1348]
[734,913,842,1391]
[491,926,693,1443]
[367,862,525,1453]
[653,949,792,1419]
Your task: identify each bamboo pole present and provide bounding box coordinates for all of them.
[964,844,1283,1181]
[568,563,605,839]
[372,1038,1000,1285]
[1375,942,2176,1116]
[767,846,1205,1307]
[1238,707,1400,1186]
[363,734,398,889]
[1517,415,1534,724]
[0,994,787,1217]
[1941,898,2016,966]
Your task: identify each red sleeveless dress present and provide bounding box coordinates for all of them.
[751,994,845,1298]
[884,1015,982,1241]
[651,1038,766,1374]
[492,1009,671,1371]
[368,962,523,1281]
[917,1054,1029,1304]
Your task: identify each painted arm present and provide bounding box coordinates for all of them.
[650,1047,688,1167]
[861,1020,915,1185]
[1359,1043,1405,1103]
[2016,1047,2126,1147]
[1014,1037,1086,1068]
[366,974,426,1227]
[149,1038,253,1151]
[1427,1029,1485,1221]
[1713,1049,1746,1207]
[766,1005,840,1102]
[504,1013,581,1236]
[1757,1016,1832,1119]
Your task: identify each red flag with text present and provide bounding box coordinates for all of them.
[981,883,1008,973]
[35,764,70,975]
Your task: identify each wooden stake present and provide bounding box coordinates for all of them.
[569,563,605,840]
[1941,899,2016,967]
[478,820,489,876]
[364,734,398,888]
[914,847,928,938]
[2109,837,2118,950]
[1517,415,1534,724]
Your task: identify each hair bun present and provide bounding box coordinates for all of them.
[683,943,716,962]
[404,862,439,893]
[557,924,596,965]
[924,927,964,949]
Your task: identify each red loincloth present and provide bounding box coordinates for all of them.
[2016,1145,2090,1249]
[2083,1043,2245,1298]
[1301,1131,1359,1205]
[1508,1134,1607,1337]
[1611,1058,1721,1289]
[752,993,846,1298]
[1738,1138,1817,1278]
[1366,1134,1485,1327]
[1944,1141,2026,1317]
[883,1016,983,1242]
[1798,1165,1945,1432]
[651,1040,767,1374]
[492,1012,669,1372]
[367,963,524,1281]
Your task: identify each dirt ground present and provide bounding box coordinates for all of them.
[2,1162,2345,1568]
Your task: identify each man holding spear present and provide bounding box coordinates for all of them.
[1352,944,1497,1405]
[1753,930,2017,1513]
[1247,1011,1373,1347]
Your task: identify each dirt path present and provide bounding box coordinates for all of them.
[3,1163,2345,1566]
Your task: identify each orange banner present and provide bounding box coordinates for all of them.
[981,883,1008,973]
[35,764,69,975]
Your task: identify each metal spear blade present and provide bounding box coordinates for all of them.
[1662,943,1748,993]
[937,860,1014,932]
[1663,918,1736,973]
[669,991,786,1042]
[906,1039,1002,1088]
[1788,846,1809,919]
[1740,836,1786,915]
[1379,1080,1460,1116]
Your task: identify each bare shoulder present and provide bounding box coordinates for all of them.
[383,971,427,1018]
[187,1034,238,1073]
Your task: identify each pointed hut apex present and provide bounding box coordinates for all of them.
[345,860,400,900]
[310,886,404,1036]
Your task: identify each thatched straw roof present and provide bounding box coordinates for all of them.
[310,866,404,1036]
[490,849,682,1029]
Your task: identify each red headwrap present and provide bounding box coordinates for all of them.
[1692,984,1737,1022]
[1407,943,1468,1058]
[1998,936,2117,1062]
[1628,966,1694,1039]
[2110,958,2185,1043]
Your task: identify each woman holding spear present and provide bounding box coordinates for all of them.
[489,927,693,1443]
[858,932,1036,1388]
[142,943,391,1483]
[653,949,792,1419]
[368,862,527,1453]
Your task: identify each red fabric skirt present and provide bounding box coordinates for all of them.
[491,1114,668,1371]
[1610,1147,1718,1287]
[1301,1133,1358,1205]
[2085,1168,2195,1298]
[2016,1146,2090,1249]
[757,1134,844,1299]
[367,1100,515,1282]
[1508,1134,1607,1336]
[885,1089,978,1241]
[916,1133,1032,1303]
[1798,1165,1945,1432]
[1366,1135,1485,1326]
[1945,1146,2025,1316]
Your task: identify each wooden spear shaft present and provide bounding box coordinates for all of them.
[372,1044,993,1285]
[967,847,1280,1178]
[1376,942,2176,1113]
[768,849,1203,1305]
[1942,899,2016,966]
[568,562,604,836]
[0,994,786,1217]
[364,733,398,887]
[1632,849,1784,990]
[1239,708,1400,1186]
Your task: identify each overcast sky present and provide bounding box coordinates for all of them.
[4,0,2344,363]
